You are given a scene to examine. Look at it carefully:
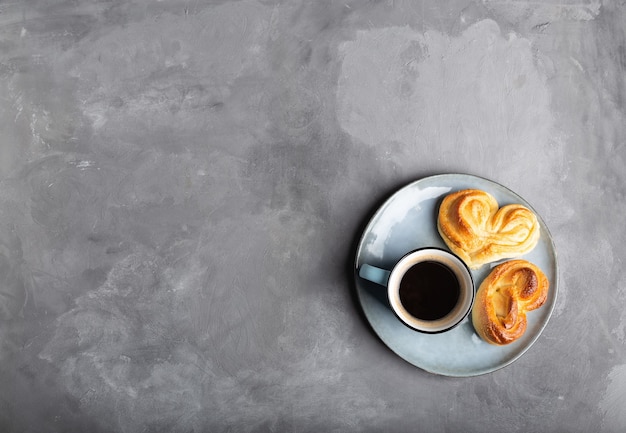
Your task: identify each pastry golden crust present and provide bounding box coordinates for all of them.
[471,260,549,345]
[437,189,540,269]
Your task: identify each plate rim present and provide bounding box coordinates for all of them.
[353,172,559,377]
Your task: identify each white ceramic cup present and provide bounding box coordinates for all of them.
[359,248,474,333]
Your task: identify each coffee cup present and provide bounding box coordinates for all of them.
[359,248,474,333]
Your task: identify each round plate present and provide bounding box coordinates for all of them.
[354,173,558,377]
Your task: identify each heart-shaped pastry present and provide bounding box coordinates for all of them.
[471,259,549,345]
[437,189,540,269]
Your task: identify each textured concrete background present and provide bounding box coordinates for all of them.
[0,0,625,431]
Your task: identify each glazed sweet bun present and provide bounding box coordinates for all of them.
[471,260,549,345]
[437,189,540,269]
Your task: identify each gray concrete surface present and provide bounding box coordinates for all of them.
[1,0,625,431]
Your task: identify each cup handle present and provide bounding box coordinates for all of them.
[358,264,391,287]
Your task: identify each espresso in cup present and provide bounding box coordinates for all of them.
[359,248,474,333]
[398,260,460,321]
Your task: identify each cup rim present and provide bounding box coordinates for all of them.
[387,247,475,334]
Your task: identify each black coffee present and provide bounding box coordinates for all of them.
[398,261,460,321]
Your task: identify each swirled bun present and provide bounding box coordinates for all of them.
[471,260,549,345]
[437,189,540,269]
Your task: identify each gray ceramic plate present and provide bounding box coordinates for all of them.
[354,173,558,376]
